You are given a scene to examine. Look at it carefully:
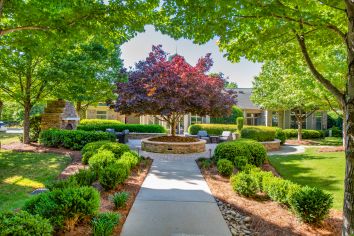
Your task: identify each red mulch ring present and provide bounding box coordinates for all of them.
[198,162,342,236]
[62,159,152,236]
[318,146,345,153]
[285,140,320,146]
[149,136,199,142]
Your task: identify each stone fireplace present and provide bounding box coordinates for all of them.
[41,99,80,130]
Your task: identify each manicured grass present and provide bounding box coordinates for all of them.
[318,137,343,146]
[0,150,71,211]
[269,148,345,210]
[0,132,21,145]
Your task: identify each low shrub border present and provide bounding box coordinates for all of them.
[39,129,116,150]
[283,129,325,139]
[230,167,333,224]
[78,123,166,133]
[80,119,122,126]
[188,124,238,135]
[240,126,276,142]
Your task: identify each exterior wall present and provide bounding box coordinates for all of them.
[86,105,125,122]
[284,110,291,129]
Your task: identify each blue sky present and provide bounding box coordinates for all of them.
[121,26,262,88]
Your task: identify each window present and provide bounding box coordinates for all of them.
[315,112,322,130]
[96,111,107,119]
[246,113,261,126]
[190,115,203,125]
[272,112,278,127]
[290,111,306,129]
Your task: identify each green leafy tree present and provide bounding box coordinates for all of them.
[210,106,243,124]
[225,81,238,89]
[158,1,354,232]
[252,61,335,141]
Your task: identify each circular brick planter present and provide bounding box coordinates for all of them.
[141,137,206,154]
[260,139,281,151]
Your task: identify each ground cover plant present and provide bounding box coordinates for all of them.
[268,148,345,210]
[0,151,70,211]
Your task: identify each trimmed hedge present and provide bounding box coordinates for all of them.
[0,211,53,235]
[99,162,129,190]
[217,159,234,176]
[283,129,325,139]
[81,141,130,164]
[39,129,115,150]
[230,172,258,197]
[77,123,166,133]
[214,139,267,167]
[80,119,122,125]
[240,126,275,142]
[275,128,286,144]
[189,124,238,135]
[24,186,100,230]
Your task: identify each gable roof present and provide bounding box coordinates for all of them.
[231,88,261,110]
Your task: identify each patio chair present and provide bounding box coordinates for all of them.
[117,129,129,144]
[219,131,232,142]
[197,130,210,143]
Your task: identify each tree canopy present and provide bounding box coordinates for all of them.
[115,45,235,135]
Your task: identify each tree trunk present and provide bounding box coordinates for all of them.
[343,110,347,148]
[23,101,31,144]
[297,120,302,142]
[0,99,3,120]
[76,101,86,119]
[343,1,354,234]
[170,120,177,136]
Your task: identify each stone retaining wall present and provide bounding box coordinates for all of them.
[127,133,166,140]
[141,138,206,154]
[260,139,281,151]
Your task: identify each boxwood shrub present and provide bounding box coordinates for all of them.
[230,172,258,197]
[188,124,238,135]
[217,159,234,176]
[24,186,100,230]
[283,129,325,139]
[88,150,117,173]
[99,162,129,190]
[214,139,267,167]
[262,176,301,205]
[78,123,166,133]
[240,126,276,142]
[80,119,122,126]
[275,128,286,144]
[81,141,130,164]
[0,211,53,236]
[39,129,115,150]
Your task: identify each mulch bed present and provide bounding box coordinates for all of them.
[2,141,152,236]
[318,146,345,153]
[197,162,342,236]
[149,136,199,142]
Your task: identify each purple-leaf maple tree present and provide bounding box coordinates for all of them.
[115,45,236,136]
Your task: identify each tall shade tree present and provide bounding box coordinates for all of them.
[252,60,337,141]
[158,1,353,233]
[115,45,235,136]
[52,43,127,118]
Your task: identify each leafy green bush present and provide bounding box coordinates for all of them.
[263,176,300,205]
[74,168,97,186]
[188,124,238,135]
[80,119,122,126]
[91,212,120,236]
[275,128,286,144]
[237,117,244,131]
[98,162,129,190]
[283,129,325,139]
[240,126,276,142]
[328,126,342,137]
[230,172,258,197]
[78,123,166,133]
[111,191,129,209]
[120,151,139,168]
[249,168,274,192]
[89,150,117,173]
[214,139,267,167]
[82,141,130,164]
[289,186,333,224]
[217,159,234,176]
[0,211,53,236]
[46,177,79,190]
[39,129,115,150]
[199,158,213,169]
[24,187,100,230]
[210,106,243,124]
[234,156,248,171]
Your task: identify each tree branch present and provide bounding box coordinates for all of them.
[0,26,49,36]
[295,33,345,104]
[324,95,342,117]
[317,0,346,11]
[0,85,24,105]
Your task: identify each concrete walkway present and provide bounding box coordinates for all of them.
[121,158,231,236]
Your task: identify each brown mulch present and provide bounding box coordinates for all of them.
[63,158,152,236]
[285,140,320,146]
[318,146,345,153]
[149,135,199,142]
[198,162,342,236]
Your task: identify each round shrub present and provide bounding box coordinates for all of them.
[214,139,267,167]
[240,126,276,142]
[230,172,258,197]
[262,176,301,205]
[275,128,286,144]
[82,141,130,164]
[88,150,116,173]
[24,186,100,230]
[289,186,333,224]
[81,141,112,164]
[234,156,248,171]
[73,168,97,186]
[46,177,79,190]
[98,142,130,159]
[99,162,129,190]
[249,169,274,192]
[217,159,234,176]
[120,151,140,168]
[0,211,53,236]
[237,117,244,131]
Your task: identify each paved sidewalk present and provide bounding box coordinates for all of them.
[121,158,231,236]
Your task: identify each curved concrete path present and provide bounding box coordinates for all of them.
[121,156,231,236]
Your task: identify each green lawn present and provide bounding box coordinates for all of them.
[269,148,345,210]
[0,132,21,145]
[287,137,343,146]
[0,150,71,211]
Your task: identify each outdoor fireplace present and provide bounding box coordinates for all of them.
[41,99,80,130]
